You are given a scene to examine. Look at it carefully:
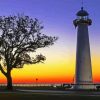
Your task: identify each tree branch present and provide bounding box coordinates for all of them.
[0,64,7,76]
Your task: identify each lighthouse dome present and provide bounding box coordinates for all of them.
[76,7,89,16]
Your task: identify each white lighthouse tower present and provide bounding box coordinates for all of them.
[73,7,94,89]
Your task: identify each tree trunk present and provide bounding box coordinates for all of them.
[6,70,13,90]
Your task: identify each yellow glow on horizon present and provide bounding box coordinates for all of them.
[0,45,100,83]
[0,48,76,83]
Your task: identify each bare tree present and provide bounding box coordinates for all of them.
[0,15,58,90]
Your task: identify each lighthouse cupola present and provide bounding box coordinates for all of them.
[73,7,92,27]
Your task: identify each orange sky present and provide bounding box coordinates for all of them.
[0,47,100,84]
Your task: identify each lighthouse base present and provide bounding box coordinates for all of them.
[74,84,96,90]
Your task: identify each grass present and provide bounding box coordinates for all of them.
[0,85,66,91]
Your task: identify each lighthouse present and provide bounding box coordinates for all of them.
[73,7,94,89]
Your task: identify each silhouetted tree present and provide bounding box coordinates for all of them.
[0,15,58,90]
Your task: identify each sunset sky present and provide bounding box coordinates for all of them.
[0,0,100,84]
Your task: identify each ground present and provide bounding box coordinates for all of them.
[0,92,100,100]
[0,86,100,100]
